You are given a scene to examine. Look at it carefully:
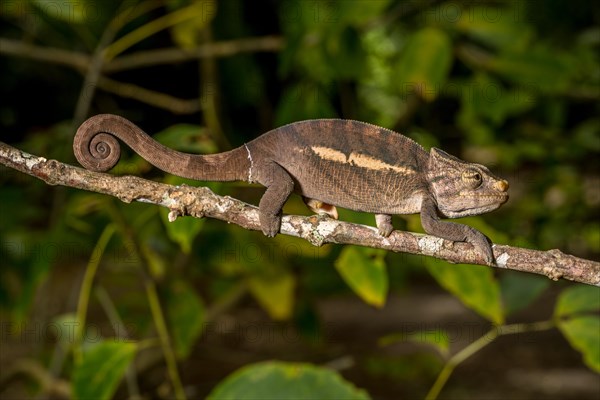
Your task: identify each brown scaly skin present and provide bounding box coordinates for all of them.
[74,115,509,263]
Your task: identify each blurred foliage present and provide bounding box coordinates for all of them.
[0,0,599,399]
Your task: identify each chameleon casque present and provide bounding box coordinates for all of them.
[74,114,509,263]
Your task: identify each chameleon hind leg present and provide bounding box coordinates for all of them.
[302,197,339,220]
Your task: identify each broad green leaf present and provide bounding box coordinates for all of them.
[207,361,371,400]
[487,48,574,93]
[248,271,296,320]
[500,271,549,316]
[72,341,137,400]
[166,280,205,359]
[379,330,449,358]
[168,0,216,48]
[275,82,337,126]
[159,207,204,254]
[557,316,600,373]
[554,285,600,318]
[335,247,388,308]
[395,27,453,101]
[456,74,537,128]
[159,176,219,254]
[426,258,504,325]
[450,5,531,50]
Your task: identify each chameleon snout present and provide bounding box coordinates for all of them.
[494,180,509,192]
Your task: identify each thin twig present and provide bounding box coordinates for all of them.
[97,76,201,114]
[0,36,284,72]
[95,286,141,399]
[0,359,71,398]
[73,225,116,364]
[0,38,89,71]
[425,320,556,400]
[1,141,599,286]
[104,36,284,72]
[103,201,187,400]
[71,3,126,129]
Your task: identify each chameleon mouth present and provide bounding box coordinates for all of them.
[459,192,509,203]
[446,192,509,217]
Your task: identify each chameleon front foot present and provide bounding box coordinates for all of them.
[465,228,495,265]
[375,214,394,237]
[259,212,281,237]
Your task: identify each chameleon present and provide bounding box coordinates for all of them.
[74,114,509,263]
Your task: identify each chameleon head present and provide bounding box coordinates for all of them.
[426,148,509,219]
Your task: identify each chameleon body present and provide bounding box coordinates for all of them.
[74,115,509,263]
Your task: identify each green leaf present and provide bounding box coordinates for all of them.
[72,341,137,400]
[159,207,204,254]
[451,5,532,50]
[426,258,504,325]
[335,247,388,308]
[557,316,600,373]
[159,176,214,254]
[248,271,296,320]
[166,280,206,359]
[275,82,337,126]
[379,330,449,358]
[457,74,537,128]
[500,271,549,316]
[207,361,371,400]
[487,48,574,93]
[168,0,216,48]
[554,285,600,318]
[395,27,453,101]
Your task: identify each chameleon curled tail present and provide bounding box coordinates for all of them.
[73,114,248,181]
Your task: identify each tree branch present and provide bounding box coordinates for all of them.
[0,36,282,114]
[97,76,201,114]
[104,36,284,72]
[1,141,598,286]
[0,36,284,73]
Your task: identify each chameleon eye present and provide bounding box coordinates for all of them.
[463,171,482,187]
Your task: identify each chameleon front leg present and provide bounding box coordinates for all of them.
[420,195,494,264]
[256,161,295,237]
[375,214,394,237]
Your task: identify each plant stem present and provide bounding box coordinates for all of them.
[500,320,556,334]
[95,286,141,399]
[425,328,498,400]
[144,279,187,400]
[425,320,556,400]
[104,3,208,61]
[74,224,116,364]
[107,202,187,399]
